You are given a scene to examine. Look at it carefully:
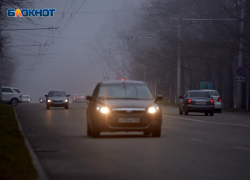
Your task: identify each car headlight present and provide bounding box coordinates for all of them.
[148,107,156,113]
[96,106,109,114]
[65,99,68,102]
[47,100,51,102]
[147,105,160,114]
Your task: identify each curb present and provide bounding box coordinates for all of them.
[14,108,49,180]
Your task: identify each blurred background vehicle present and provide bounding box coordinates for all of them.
[46,91,70,109]
[39,96,46,103]
[179,90,214,116]
[22,95,32,103]
[73,94,87,103]
[1,86,22,106]
[200,90,222,113]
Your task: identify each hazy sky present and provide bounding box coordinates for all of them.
[6,0,142,101]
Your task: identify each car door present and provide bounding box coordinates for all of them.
[180,93,188,111]
[88,83,100,127]
[2,88,13,102]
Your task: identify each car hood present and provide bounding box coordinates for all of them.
[48,97,67,100]
[97,99,155,109]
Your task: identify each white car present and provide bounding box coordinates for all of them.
[200,90,222,113]
[2,86,22,106]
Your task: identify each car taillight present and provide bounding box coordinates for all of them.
[210,99,214,105]
[20,95,22,97]
[187,99,192,104]
[217,97,222,102]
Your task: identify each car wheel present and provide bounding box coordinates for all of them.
[179,107,183,115]
[210,112,214,116]
[47,106,50,109]
[205,112,208,116]
[65,106,69,109]
[143,130,151,136]
[87,123,92,136]
[92,130,100,138]
[152,127,161,137]
[184,107,188,115]
[11,98,18,106]
[218,109,222,113]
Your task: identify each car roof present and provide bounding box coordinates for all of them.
[2,86,19,89]
[48,90,66,92]
[187,90,210,92]
[100,80,146,85]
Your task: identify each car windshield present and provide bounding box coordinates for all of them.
[208,91,219,96]
[13,89,21,93]
[48,91,66,97]
[98,84,153,100]
[189,92,210,98]
[22,95,30,98]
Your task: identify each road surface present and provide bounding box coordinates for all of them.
[16,103,250,180]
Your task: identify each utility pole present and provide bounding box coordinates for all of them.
[237,5,245,109]
[177,19,181,100]
[171,16,238,102]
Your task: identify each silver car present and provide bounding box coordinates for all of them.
[179,90,215,116]
[22,95,32,103]
[45,91,70,109]
[200,90,222,113]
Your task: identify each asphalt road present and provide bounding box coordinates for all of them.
[16,103,250,180]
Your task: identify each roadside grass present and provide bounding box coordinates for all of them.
[0,103,37,180]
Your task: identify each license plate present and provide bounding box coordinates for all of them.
[118,118,140,123]
[196,101,206,105]
[54,102,61,104]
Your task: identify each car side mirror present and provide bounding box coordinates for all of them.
[155,95,163,101]
[67,95,70,97]
[45,95,48,97]
[86,95,93,101]
[179,96,184,99]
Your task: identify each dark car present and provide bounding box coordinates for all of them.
[86,80,163,138]
[39,96,46,103]
[179,90,214,116]
[45,91,70,109]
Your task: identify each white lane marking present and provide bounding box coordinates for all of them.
[234,146,250,151]
[163,115,250,128]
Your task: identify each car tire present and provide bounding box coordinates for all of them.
[152,127,161,137]
[218,109,221,113]
[87,123,92,136]
[184,107,188,115]
[179,107,183,115]
[205,112,208,116]
[47,105,50,109]
[143,130,151,136]
[65,106,69,109]
[210,112,214,116]
[11,98,18,106]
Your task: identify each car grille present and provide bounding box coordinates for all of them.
[109,119,148,128]
[112,108,145,115]
[113,110,145,115]
[52,100,63,102]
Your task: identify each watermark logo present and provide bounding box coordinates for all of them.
[7,9,56,17]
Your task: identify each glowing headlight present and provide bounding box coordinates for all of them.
[100,107,109,114]
[28,99,30,101]
[65,99,68,102]
[47,100,51,102]
[148,107,156,113]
